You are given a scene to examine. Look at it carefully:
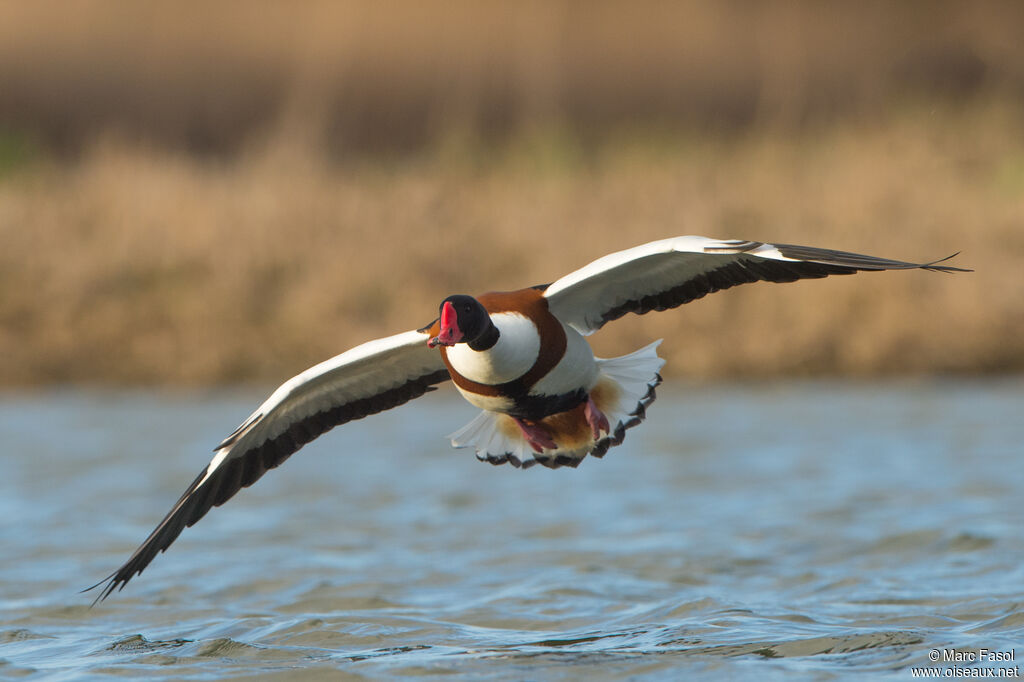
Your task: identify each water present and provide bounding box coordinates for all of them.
[2,381,1022,680]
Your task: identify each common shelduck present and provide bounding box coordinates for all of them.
[88,236,967,601]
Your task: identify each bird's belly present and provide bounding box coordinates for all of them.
[453,386,516,413]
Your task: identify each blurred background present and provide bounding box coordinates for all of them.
[0,0,1021,386]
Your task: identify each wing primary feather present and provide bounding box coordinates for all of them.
[773,244,971,272]
[83,467,210,604]
[212,458,243,507]
[86,367,450,604]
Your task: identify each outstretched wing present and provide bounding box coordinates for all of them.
[544,236,969,335]
[88,329,449,603]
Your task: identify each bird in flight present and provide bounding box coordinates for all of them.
[87,236,967,602]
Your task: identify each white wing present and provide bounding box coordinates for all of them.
[544,236,968,335]
[90,329,448,602]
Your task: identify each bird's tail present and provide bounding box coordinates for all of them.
[448,340,665,469]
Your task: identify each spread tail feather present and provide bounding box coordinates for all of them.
[448,340,665,469]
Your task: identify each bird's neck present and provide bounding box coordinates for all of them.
[468,321,500,351]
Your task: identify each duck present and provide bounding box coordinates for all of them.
[88,235,968,602]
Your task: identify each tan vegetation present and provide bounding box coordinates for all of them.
[0,2,1020,385]
[3,1,1024,157]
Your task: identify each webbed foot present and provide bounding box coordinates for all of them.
[584,396,610,441]
[513,417,557,453]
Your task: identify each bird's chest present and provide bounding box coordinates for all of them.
[444,313,540,386]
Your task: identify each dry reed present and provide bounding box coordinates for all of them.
[0,1,1020,385]
[1,101,1020,386]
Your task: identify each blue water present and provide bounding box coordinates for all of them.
[2,381,1022,680]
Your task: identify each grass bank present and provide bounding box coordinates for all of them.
[0,102,1019,386]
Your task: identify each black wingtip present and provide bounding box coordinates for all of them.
[922,252,973,273]
[81,573,119,607]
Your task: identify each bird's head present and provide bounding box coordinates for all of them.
[428,295,497,350]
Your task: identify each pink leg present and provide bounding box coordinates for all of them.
[513,417,557,453]
[584,396,610,441]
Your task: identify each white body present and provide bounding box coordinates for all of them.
[445,315,601,413]
[531,322,600,397]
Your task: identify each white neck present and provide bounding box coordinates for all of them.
[445,312,540,385]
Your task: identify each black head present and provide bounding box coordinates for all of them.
[427,295,499,350]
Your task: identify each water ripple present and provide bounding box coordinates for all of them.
[1,383,1022,679]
